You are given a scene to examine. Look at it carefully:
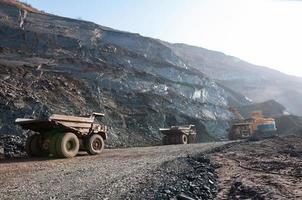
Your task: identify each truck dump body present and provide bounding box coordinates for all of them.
[160,128,192,135]
[49,114,94,134]
[159,126,192,135]
[15,118,77,133]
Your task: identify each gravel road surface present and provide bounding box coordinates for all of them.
[0,142,228,200]
[212,136,302,199]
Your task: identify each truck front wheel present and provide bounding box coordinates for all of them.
[85,134,105,155]
[56,132,79,158]
[162,136,169,145]
[25,134,41,157]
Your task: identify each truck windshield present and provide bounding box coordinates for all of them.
[94,116,104,123]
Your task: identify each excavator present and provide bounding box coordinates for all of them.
[228,107,277,140]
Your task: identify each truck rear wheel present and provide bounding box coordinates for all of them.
[25,134,41,157]
[169,135,178,144]
[86,134,105,155]
[162,136,169,145]
[179,134,188,144]
[56,132,79,158]
[25,135,34,156]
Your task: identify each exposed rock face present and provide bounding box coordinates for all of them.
[275,115,302,136]
[166,43,302,116]
[0,0,250,146]
[237,100,286,118]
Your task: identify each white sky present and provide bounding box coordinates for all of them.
[157,0,302,77]
[28,0,302,77]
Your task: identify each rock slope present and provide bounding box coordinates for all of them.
[237,100,286,118]
[166,43,302,116]
[0,0,249,146]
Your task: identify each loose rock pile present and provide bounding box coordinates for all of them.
[157,154,218,199]
[228,181,265,200]
[213,135,302,199]
[0,134,27,159]
[124,153,218,200]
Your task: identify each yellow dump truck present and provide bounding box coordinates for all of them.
[15,113,108,158]
[229,108,277,140]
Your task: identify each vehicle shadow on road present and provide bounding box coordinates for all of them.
[0,157,54,164]
[0,152,89,164]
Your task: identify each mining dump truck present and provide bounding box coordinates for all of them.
[160,125,197,145]
[15,113,108,158]
[228,108,277,140]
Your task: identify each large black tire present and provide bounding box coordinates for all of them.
[25,134,41,157]
[55,133,65,158]
[169,135,178,144]
[85,134,105,155]
[162,136,169,145]
[56,132,79,158]
[25,135,33,156]
[179,134,188,144]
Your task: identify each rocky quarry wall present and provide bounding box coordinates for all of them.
[0,1,251,152]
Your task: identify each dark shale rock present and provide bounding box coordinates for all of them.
[228,181,265,200]
[0,0,250,149]
[0,134,27,158]
[166,43,302,116]
[124,153,219,199]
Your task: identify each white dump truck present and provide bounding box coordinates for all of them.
[160,125,197,145]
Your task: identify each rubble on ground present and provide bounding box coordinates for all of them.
[212,135,302,199]
[124,153,218,200]
[157,154,218,199]
[0,141,226,199]
[0,133,301,199]
[0,134,26,159]
[128,136,302,199]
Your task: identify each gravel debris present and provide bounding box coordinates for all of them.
[213,135,302,199]
[1,136,301,199]
[123,153,218,199]
[0,142,227,200]
[0,134,26,159]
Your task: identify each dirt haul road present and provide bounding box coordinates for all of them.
[0,142,228,200]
